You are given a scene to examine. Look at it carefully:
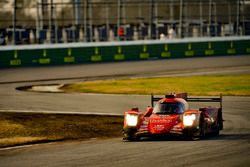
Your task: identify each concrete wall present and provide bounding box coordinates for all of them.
[0,36,249,68]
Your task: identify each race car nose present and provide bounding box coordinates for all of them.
[149,117,177,134]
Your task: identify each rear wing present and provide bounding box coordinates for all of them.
[151,93,222,108]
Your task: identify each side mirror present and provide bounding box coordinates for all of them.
[144,106,153,117]
[131,107,139,112]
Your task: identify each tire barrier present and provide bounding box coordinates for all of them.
[0,36,249,68]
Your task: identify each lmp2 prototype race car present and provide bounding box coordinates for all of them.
[123,93,223,141]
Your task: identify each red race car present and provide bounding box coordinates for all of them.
[123,93,223,141]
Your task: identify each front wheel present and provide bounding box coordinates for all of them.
[184,114,205,140]
[123,128,139,141]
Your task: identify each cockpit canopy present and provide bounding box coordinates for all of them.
[153,102,185,114]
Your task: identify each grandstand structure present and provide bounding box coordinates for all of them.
[0,0,250,45]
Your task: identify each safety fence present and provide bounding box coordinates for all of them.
[1,0,250,45]
[0,36,249,68]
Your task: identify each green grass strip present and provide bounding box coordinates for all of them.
[63,74,250,96]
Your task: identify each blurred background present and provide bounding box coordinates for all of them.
[0,0,250,45]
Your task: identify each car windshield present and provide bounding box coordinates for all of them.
[153,102,184,114]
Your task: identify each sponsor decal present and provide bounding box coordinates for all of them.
[205,42,215,55]
[91,47,102,62]
[161,44,171,58]
[64,48,75,63]
[150,119,172,123]
[39,49,51,64]
[140,45,150,59]
[10,50,21,66]
[227,41,236,54]
[185,43,194,56]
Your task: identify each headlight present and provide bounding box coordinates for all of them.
[183,114,196,126]
[126,114,138,126]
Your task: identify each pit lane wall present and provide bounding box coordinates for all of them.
[0,36,250,68]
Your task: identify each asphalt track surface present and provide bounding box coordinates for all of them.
[0,55,250,167]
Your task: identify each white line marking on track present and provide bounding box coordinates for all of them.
[0,109,123,116]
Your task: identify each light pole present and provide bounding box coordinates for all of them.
[49,0,53,43]
[236,0,240,35]
[13,0,16,45]
[84,0,88,42]
[150,0,155,39]
[179,0,183,38]
[199,0,203,37]
[88,0,93,42]
[117,0,122,41]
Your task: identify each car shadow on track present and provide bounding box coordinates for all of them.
[123,133,250,142]
[205,133,250,141]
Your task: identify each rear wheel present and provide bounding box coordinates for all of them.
[218,111,223,130]
[199,114,206,138]
[212,111,223,136]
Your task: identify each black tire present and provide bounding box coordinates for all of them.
[185,114,205,141]
[184,129,196,141]
[212,111,223,136]
[199,114,206,139]
[123,128,139,141]
[213,130,220,136]
[218,111,223,130]
[123,135,140,141]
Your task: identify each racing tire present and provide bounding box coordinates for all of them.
[125,136,140,142]
[212,130,220,136]
[184,129,195,141]
[185,114,205,141]
[123,128,140,141]
[212,111,223,136]
[198,114,206,139]
[218,111,223,130]
[123,135,140,141]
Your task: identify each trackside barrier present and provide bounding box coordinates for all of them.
[0,36,250,68]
